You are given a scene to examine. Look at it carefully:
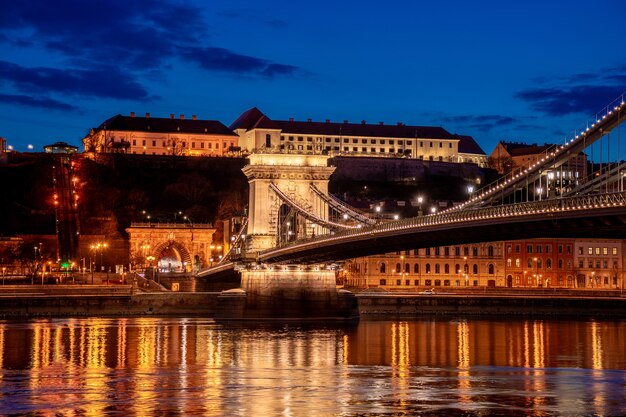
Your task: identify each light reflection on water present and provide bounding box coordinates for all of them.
[0,318,625,416]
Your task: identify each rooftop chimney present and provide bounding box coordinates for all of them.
[180,114,185,120]
[130,111,136,117]
[145,112,150,118]
[192,115,197,120]
[170,114,175,119]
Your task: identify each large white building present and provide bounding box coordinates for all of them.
[83,113,239,157]
[231,107,488,166]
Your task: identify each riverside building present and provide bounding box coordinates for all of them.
[344,238,625,290]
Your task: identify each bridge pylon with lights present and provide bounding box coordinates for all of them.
[220,152,361,319]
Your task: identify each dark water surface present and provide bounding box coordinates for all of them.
[0,317,624,416]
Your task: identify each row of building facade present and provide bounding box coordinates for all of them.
[80,109,490,167]
[344,238,625,290]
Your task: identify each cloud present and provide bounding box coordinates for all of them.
[0,93,77,111]
[518,65,625,116]
[442,114,516,131]
[0,0,305,110]
[0,60,150,100]
[516,85,623,117]
[183,47,306,78]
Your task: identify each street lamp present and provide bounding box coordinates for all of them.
[533,257,539,286]
[417,196,424,216]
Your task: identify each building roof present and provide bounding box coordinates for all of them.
[455,135,486,155]
[231,108,457,140]
[500,141,552,157]
[95,114,237,136]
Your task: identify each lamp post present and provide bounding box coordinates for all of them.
[417,196,424,216]
[533,257,539,287]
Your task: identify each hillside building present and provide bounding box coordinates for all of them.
[83,113,239,157]
[231,107,487,166]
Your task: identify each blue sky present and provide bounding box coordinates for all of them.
[1,0,625,154]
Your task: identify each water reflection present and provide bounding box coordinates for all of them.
[0,318,624,416]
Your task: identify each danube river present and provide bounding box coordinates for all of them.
[1,318,625,416]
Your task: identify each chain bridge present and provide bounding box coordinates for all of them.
[200,93,626,317]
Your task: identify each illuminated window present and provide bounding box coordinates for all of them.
[515,259,521,267]
[603,247,608,255]
[612,248,618,255]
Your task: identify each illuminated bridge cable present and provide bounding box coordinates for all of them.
[309,184,377,226]
[219,218,248,265]
[563,161,626,197]
[269,183,358,231]
[456,93,626,211]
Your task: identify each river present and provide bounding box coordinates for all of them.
[0,317,624,416]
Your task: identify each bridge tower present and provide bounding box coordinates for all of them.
[220,152,356,320]
[242,152,335,256]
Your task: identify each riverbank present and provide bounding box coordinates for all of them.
[357,292,626,319]
[0,286,624,319]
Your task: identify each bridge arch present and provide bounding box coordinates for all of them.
[151,240,192,272]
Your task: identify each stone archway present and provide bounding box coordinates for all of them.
[127,223,216,272]
[152,240,192,273]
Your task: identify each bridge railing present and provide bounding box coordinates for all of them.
[455,92,626,211]
[263,192,626,255]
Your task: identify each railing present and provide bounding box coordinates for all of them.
[261,192,626,258]
[130,222,213,228]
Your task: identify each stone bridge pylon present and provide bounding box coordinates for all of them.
[241,152,335,257]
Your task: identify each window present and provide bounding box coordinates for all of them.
[528,259,533,268]
[507,259,512,267]
[488,245,494,257]
[395,263,401,272]
[380,263,386,273]
[595,247,600,255]
[455,264,461,273]
[546,245,552,253]
[537,259,543,268]
[455,247,460,256]
[444,247,450,256]
[380,279,386,286]
[405,263,410,273]
[472,264,478,274]
[558,245,563,254]
[515,244,521,253]
[425,264,431,274]
[425,279,432,286]
[567,245,572,254]
[527,245,533,253]
[546,259,552,269]
[579,259,584,268]
[152,140,156,146]
[612,248,618,255]
[396,280,401,285]
[536,245,542,253]
[472,247,478,257]
[558,259,563,269]
[414,264,419,273]
[464,247,469,256]
[425,248,431,256]
[488,264,495,274]
[507,244,512,254]
[603,247,608,255]
[414,280,420,286]
[435,247,440,256]
[265,134,271,147]
[444,264,450,274]
[603,260,608,269]
[515,259,521,268]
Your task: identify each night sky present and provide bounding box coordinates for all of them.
[1,0,625,154]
